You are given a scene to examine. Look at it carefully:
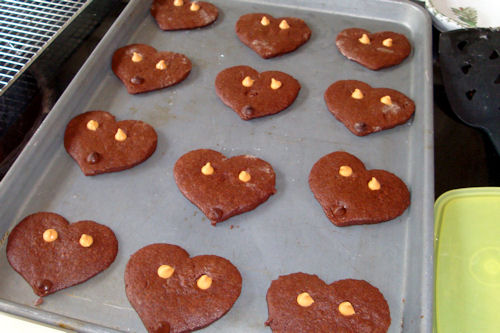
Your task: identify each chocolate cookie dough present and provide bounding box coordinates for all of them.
[309,151,410,226]
[215,65,301,120]
[64,111,157,176]
[151,0,218,31]
[125,243,242,333]
[336,28,411,70]
[6,212,118,297]
[173,149,276,225]
[235,13,311,59]
[324,80,415,136]
[112,44,191,94]
[266,273,391,332]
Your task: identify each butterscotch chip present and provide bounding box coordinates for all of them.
[115,128,127,141]
[157,265,175,279]
[238,170,251,182]
[242,76,255,87]
[132,52,143,63]
[380,95,392,105]
[42,229,58,242]
[197,274,212,290]
[173,0,183,6]
[382,38,393,47]
[260,16,270,26]
[358,33,370,45]
[296,292,314,307]
[339,165,353,177]
[79,234,93,247]
[201,162,214,175]
[368,177,381,190]
[270,78,282,90]
[190,2,200,11]
[86,120,99,131]
[156,60,167,70]
[279,20,290,30]
[338,301,355,316]
[351,88,363,100]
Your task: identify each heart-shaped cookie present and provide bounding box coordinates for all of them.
[336,28,411,70]
[64,111,157,176]
[173,149,276,225]
[215,65,301,120]
[324,80,415,136]
[6,212,118,297]
[265,272,391,332]
[151,0,218,30]
[111,44,191,94]
[309,151,410,226]
[125,243,242,333]
[236,13,311,59]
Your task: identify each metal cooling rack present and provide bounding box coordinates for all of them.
[0,0,89,95]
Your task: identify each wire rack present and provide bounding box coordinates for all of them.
[0,0,117,140]
[0,0,91,94]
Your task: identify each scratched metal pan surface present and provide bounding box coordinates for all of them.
[0,0,433,331]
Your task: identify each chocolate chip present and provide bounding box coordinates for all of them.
[327,206,346,218]
[86,152,100,164]
[36,279,53,296]
[354,122,367,133]
[155,322,170,333]
[241,105,254,117]
[207,207,223,221]
[131,76,145,85]
[248,91,258,97]
[334,206,346,216]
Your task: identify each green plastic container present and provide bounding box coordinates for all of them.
[434,188,500,333]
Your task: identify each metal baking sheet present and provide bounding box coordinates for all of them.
[0,0,434,331]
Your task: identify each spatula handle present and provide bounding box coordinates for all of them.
[485,124,500,155]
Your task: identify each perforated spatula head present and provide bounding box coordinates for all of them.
[439,28,500,154]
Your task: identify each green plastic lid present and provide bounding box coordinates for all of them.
[434,188,500,333]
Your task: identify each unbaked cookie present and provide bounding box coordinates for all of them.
[150,0,218,31]
[64,111,157,176]
[336,28,411,70]
[266,272,391,332]
[111,44,191,94]
[215,65,301,120]
[309,151,410,226]
[125,243,242,333]
[324,80,415,136]
[173,149,276,225]
[236,13,311,59]
[6,212,118,297]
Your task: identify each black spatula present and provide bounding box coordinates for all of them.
[439,28,500,154]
